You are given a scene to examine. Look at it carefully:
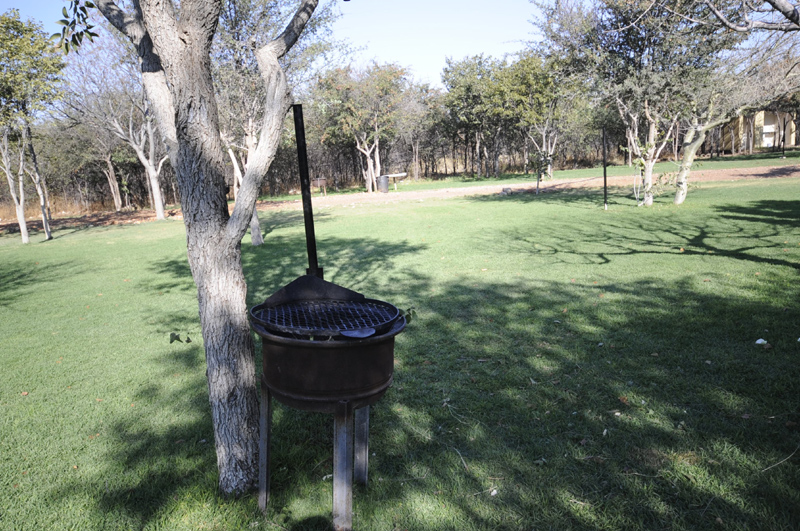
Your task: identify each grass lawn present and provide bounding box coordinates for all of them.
[1,178,800,530]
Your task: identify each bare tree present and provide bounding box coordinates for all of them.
[1,11,63,242]
[673,36,800,203]
[705,0,800,32]
[61,36,169,218]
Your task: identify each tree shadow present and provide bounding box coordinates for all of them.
[716,199,800,230]
[469,184,640,209]
[241,213,429,303]
[0,259,78,307]
[471,194,799,272]
[44,200,800,529]
[355,274,800,529]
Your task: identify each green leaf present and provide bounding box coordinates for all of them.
[84,1,96,7]
[62,6,68,18]
[57,19,70,26]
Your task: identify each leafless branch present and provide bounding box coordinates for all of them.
[264,0,320,58]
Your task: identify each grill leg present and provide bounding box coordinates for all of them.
[333,401,354,531]
[354,406,369,486]
[258,381,272,513]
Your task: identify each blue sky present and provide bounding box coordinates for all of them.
[2,0,538,86]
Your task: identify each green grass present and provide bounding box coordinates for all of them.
[2,178,800,530]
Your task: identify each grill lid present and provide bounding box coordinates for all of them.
[250,275,400,339]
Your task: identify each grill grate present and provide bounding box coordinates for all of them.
[253,299,399,337]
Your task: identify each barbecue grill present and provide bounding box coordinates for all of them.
[250,105,407,531]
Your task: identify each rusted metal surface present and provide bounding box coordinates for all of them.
[252,316,404,413]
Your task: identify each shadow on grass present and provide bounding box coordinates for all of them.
[51,204,800,530]
[359,273,800,529]
[0,259,78,307]
[472,192,800,272]
[239,270,799,529]
[717,199,800,230]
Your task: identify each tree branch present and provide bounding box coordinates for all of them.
[705,0,800,32]
[225,0,321,243]
[264,0,320,59]
[95,0,178,151]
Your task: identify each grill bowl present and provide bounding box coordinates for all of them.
[252,315,406,412]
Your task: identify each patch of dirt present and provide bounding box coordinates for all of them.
[255,163,800,212]
[0,209,183,235]
[2,164,796,234]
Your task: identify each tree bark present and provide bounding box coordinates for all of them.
[227,146,263,246]
[673,125,705,205]
[23,124,52,240]
[97,0,319,495]
[1,129,30,244]
[103,153,123,212]
[474,131,481,177]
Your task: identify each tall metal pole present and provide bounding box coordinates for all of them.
[782,117,787,158]
[602,126,608,211]
[292,104,323,279]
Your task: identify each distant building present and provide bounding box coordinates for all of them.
[721,111,797,153]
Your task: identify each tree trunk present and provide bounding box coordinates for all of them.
[523,135,530,174]
[482,143,489,178]
[227,147,263,246]
[103,153,123,212]
[674,125,705,205]
[475,131,481,177]
[626,134,633,166]
[29,173,51,240]
[97,0,318,496]
[641,159,656,206]
[23,124,52,240]
[143,161,165,219]
[373,135,381,191]
[1,130,30,244]
[494,141,500,179]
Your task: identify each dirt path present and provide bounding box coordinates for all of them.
[2,164,797,234]
[257,163,800,211]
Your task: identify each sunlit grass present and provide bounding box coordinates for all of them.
[1,178,799,529]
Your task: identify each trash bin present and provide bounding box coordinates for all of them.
[377,175,389,193]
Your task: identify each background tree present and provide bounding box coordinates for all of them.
[0,10,64,242]
[395,82,441,180]
[672,34,800,203]
[315,63,407,192]
[504,50,580,179]
[545,0,740,205]
[442,55,498,177]
[62,42,170,218]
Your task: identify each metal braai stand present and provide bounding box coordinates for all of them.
[249,105,406,531]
